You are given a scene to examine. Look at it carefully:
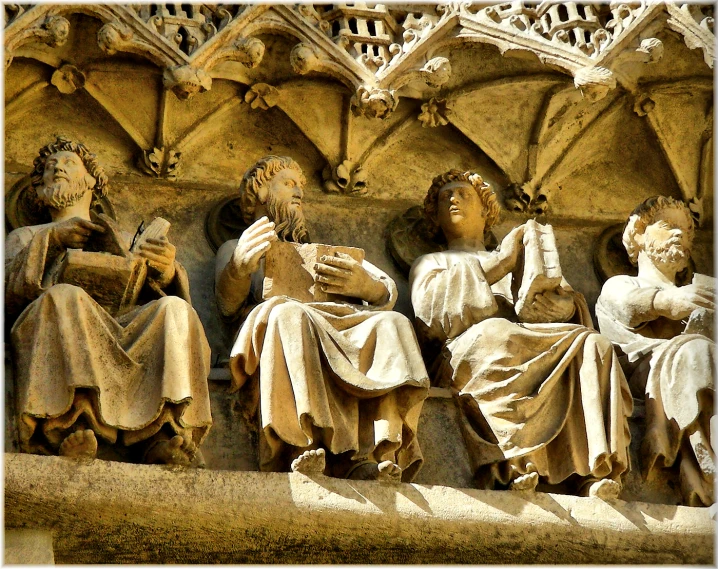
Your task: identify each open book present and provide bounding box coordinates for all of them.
[263,241,365,303]
[43,214,170,316]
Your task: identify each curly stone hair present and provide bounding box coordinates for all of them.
[31,136,108,200]
[622,195,695,265]
[423,169,500,243]
[239,155,306,224]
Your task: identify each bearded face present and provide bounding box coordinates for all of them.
[265,185,310,244]
[640,209,693,273]
[37,176,93,210]
[36,151,95,210]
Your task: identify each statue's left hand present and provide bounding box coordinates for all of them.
[314,252,388,304]
[521,287,576,323]
[138,236,176,287]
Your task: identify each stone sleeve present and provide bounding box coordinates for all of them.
[598,275,660,329]
[410,253,498,342]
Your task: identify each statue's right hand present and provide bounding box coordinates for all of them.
[228,216,277,279]
[498,224,526,266]
[653,284,715,321]
[51,217,105,249]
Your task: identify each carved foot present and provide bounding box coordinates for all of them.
[377,460,402,484]
[291,448,326,474]
[509,471,539,491]
[145,435,192,466]
[59,429,98,459]
[585,479,621,500]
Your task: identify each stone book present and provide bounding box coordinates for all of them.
[44,215,170,315]
[263,241,365,303]
[513,219,564,316]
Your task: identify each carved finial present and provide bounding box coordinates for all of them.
[636,37,664,63]
[51,64,86,94]
[290,43,320,75]
[138,147,182,179]
[573,66,616,102]
[97,20,133,56]
[322,160,367,195]
[41,15,70,47]
[350,87,398,120]
[244,83,279,110]
[504,183,549,214]
[6,14,70,68]
[163,65,212,100]
[418,98,449,127]
[234,37,265,69]
[420,57,451,88]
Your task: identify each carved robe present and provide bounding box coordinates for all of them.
[227,260,429,481]
[6,222,212,454]
[410,250,632,487]
[597,274,715,506]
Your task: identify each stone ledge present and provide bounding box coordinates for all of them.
[5,453,714,564]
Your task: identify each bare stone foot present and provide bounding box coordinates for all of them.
[145,435,192,466]
[59,429,98,459]
[586,479,621,500]
[290,448,326,474]
[509,471,539,491]
[377,460,402,483]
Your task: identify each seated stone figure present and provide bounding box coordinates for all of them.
[215,155,429,482]
[409,170,632,497]
[6,137,212,465]
[596,196,715,506]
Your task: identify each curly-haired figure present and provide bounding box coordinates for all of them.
[6,137,212,465]
[409,169,632,497]
[597,196,715,506]
[215,156,429,482]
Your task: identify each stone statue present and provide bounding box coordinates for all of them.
[409,169,633,497]
[596,196,715,506]
[6,137,212,465]
[215,155,429,482]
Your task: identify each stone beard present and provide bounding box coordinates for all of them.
[643,232,689,271]
[36,175,92,210]
[265,186,310,243]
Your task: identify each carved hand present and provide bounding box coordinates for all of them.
[138,236,176,287]
[314,252,387,304]
[228,216,277,280]
[653,284,715,321]
[520,288,576,323]
[51,217,105,249]
[498,224,526,268]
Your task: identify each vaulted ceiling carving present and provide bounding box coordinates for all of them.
[4,2,714,224]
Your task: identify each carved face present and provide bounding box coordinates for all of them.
[37,151,95,209]
[265,168,304,211]
[261,167,309,243]
[436,181,486,240]
[639,207,693,271]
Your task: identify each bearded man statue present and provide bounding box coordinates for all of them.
[6,137,212,465]
[214,155,429,482]
[597,196,715,506]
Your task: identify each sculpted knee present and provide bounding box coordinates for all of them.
[268,301,310,327]
[155,295,191,314]
[38,283,93,307]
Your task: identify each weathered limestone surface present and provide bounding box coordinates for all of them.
[4,529,55,564]
[4,2,715,563]
[5,452,714,564]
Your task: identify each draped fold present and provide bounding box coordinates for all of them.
[411,251,632,486]
[228,260,429,482]
[6,222,212,453]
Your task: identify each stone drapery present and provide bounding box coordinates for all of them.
[410,250,632,487]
